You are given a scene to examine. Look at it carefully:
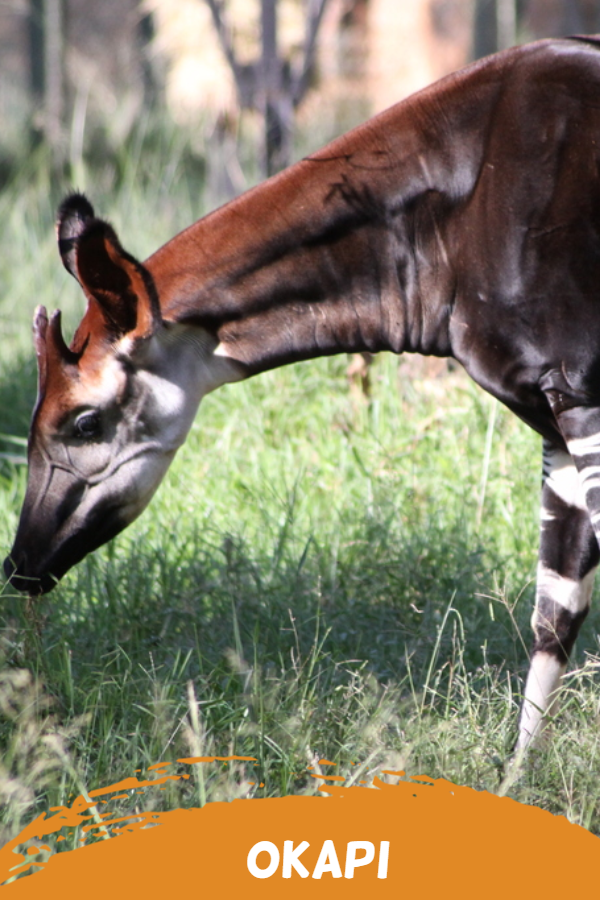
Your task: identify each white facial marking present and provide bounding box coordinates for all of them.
[135,325,244,450]
[23,321,250,585]
[137,368,193,452]
[76,352,128,407]
[52,325,243,518]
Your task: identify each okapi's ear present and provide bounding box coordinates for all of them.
[57,194,160,340]
[74,222,160,339]
[57,193,95,278]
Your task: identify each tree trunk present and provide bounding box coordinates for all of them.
[28,0,44,146]
[203,0,330,178]
[261,0,293,176]
[28,0,65,161]
[472,0,497,59]
[496,0,517,50]
[44,0,64,154]
[138,10,159,109]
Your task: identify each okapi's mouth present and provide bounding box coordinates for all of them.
[3,503,127,596]
[3,554,59,595]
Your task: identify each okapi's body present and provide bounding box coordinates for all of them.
[7,36,600,750]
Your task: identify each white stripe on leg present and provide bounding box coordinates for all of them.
[518,440,598,752]
[534,564,595,617]
[543,446,586,510]
[517,651,566,751]
[566,431,600,458]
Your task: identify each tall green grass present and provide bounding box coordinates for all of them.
[2,122,600,860]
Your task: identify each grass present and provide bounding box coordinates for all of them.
[2,118,600,866]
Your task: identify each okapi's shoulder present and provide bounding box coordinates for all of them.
[512,34,600,86]
[405,34,600,116]
[481,34,600,112]
[306,35,600,168]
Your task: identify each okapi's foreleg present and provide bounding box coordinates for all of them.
[517,439,599,750]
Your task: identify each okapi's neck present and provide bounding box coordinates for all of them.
[145,64,499,378]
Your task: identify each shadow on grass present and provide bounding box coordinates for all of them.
[5,503,600,833]
[2,505,535,698]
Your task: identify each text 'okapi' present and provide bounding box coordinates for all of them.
[6,36,600,751]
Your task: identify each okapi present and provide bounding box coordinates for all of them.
[6,36,600,751]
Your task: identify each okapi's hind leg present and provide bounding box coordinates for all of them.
[516,439,599,751]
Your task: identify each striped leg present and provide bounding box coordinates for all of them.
[517,439,599,750]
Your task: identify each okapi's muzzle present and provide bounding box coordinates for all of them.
[4,496,128,595]
[4,555,57,596]
[3,554,58,596]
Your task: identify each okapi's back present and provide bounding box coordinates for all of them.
[145,38,600,337]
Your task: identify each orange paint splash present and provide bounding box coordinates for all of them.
[0,761,599,897]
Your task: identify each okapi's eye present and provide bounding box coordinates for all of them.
[74,411,102,440]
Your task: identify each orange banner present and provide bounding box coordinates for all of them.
[1,761,599,897]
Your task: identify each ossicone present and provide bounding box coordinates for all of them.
[33,305,48,395]
[32,305,81,398]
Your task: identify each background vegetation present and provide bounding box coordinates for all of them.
[2,110,600,871]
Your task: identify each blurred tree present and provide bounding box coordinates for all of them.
[496,0,517,49]
[472,0,518,58]
[28,0,65,161]
[137,9,160,110]
[203,0,330,176]
[474,0,600,59]
[525,0,600,36]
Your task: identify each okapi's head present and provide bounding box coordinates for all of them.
[4,194,217,594]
